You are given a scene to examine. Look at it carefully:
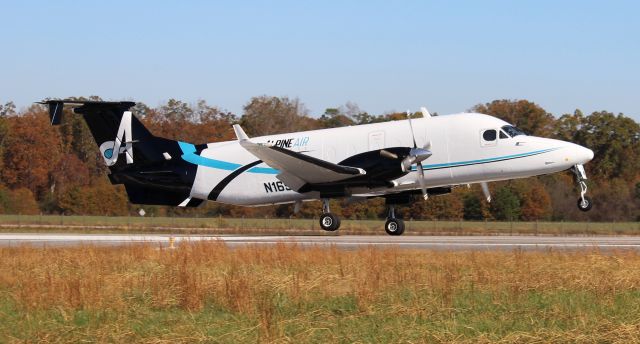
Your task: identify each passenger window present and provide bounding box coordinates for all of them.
[499,130,509,139]
[482,130,497,141]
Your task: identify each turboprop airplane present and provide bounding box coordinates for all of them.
[41,100,594,235]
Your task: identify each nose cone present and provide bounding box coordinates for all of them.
[574,144,594,164]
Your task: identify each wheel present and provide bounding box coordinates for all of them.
[577,196,593,212]
[319,213,340,231]
[385,218,405,236]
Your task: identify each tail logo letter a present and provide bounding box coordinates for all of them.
[99,111,134,166]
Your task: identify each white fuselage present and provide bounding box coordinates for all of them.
[185,113,593,206]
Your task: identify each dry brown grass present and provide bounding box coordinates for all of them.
[2,243,640,342]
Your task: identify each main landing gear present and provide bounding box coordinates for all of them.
[384,205,405,236]
[573,164,593,212]
[318,199,405,235]
[319,199,341,231]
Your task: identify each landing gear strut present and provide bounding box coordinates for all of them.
[573,164,593,212]
[384,205,405,236]
[319,199,340,231]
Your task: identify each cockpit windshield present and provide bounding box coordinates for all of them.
[501,125,527,137]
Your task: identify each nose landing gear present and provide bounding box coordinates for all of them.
[573,164,593,212]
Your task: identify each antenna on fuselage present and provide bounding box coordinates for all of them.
[420,106,431,118]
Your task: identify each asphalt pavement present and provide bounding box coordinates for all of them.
[1,233,640,250]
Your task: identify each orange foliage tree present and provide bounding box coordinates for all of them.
[1,107,62,198]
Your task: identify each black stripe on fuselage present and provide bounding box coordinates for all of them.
[208,160,264,201]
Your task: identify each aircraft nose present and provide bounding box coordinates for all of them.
[573,144,594,164]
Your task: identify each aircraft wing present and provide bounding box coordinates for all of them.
[233,125,365,191]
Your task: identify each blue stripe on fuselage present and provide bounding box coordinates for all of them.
[178,142,279,174]
[411,147,560,171]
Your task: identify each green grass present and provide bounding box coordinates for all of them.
[0,214,638,235]
[3,290,640,342]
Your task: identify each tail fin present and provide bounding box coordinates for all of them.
[41,100,161,168]
[41,100,202,207]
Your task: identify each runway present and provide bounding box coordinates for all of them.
[1,233,640,250]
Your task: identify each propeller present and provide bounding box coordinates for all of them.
[402,110,432,200]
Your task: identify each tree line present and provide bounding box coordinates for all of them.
[0,97,638,221]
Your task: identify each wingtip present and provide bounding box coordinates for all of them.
[232,124,249,141]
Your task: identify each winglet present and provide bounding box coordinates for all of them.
[233,124,249,141]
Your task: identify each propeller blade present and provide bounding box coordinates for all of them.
[481,182,491,203]
[417,163,428,200]
[380,149,398,160]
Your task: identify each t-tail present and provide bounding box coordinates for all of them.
[41,100,203,207]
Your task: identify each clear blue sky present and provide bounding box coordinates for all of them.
[1,0,638,120]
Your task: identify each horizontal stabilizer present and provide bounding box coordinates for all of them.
[37,100,136,126]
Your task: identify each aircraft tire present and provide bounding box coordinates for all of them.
[385,218,405,236]
[320,213,340,231]
[577,196,593,212]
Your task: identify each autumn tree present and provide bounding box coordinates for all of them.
[318,108,355,128]
[5,188,39,215]
[0,104,9,176]
[55,105,106,177]
[510,179,552,220]
[406,193,464,220]
[1,106,62,198]
[58,179,129,215]
[143,99,236,143]
[572,111,639,181]
[0,186,37,214]
[490,186,521,221]
[240,96,319,136]
[341,198,385,220]
[318,102,375,128]
[463,193,484,220]
[0,186,9,213]
[0,102,16,117]
[553,109,585,142]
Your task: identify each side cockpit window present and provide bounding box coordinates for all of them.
[499,130,509,139]
[482,129,497,141]
[502,125,527,137]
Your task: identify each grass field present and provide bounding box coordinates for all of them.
[0,214,638,236]
[2,243,640,342]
